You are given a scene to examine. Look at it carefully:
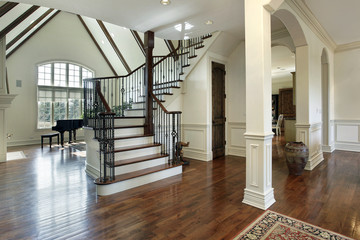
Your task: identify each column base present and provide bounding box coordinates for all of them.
[243,188,275,210]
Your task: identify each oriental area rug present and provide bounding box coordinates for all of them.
[233,210,354,240]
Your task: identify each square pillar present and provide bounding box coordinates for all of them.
[242,0,283,210]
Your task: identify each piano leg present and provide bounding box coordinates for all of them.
[68,130,73,144]
[73,130,77,142]
[60,132,64,147]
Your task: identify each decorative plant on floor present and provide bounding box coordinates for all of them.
[111,99,133,116]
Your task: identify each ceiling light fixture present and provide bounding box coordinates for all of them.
[160,0,171,6]
[205,20,213,25]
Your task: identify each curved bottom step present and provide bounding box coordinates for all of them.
[95,164,182,196]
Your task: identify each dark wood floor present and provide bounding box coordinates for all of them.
[1,137,359,239]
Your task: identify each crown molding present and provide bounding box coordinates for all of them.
[335,41,360,53]
[285,0,337,51]
[271,28,290,40]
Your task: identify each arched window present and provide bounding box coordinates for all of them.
[37,61,94,129]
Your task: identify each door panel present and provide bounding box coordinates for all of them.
[212,62,226,159]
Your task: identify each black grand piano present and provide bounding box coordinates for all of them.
[52,119,83,147]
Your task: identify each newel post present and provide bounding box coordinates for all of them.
[144,31,154,135]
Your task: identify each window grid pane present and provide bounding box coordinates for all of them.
[37,62,94,128]
[54,63,67,87]
[38,64,52,86]
[69,64,81,87]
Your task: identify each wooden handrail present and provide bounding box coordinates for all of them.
[86,63,145,81]
[95,82,112,113]
[150,92,182,114]
[153,42,181,68]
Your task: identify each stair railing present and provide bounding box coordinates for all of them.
[151,92,181,164]
[83,79,115,182]
[83,33,212,179]
[84,64,146,121]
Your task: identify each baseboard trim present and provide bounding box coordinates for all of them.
[243,188,276,210]
[227,146,246,157]
[85,163,99,179]
[335,142,360,152]
[322,144,335,153]
[183,149,212,161]
[305,151,324,170]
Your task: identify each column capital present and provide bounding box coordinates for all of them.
[263,0,284,12]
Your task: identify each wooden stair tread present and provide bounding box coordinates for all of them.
[95,163,182,185]
[114,153,169,166]
[114,125,144,129]
[114,116,145,119]
[154,80,183,87]
[155,92,173,96]
[114,143,161,152]
[113,134,153,140]
[154,86,181,91]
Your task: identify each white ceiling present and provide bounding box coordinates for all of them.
[304,0,360,45]
[3,0,360,44]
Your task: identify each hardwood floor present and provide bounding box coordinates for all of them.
[1,138,359,239]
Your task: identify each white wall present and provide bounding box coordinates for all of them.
[333,48,360,151]
[226,41,246,157]
[272,76,293,95]
[6,12,113,146]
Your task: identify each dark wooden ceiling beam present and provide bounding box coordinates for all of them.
[0,2,19,18]
[6,8,54,49]
[130,29,145,57]
[164,39,176,53]
[6,10,60,59]
[77,15,118,76]
[97,20,131,74]
[0,5,40,39]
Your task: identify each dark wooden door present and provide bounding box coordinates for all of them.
[212,62,226,159]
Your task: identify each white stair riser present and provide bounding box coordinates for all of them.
[96,165,182,196]
[115,127,144,138]
[115,146,161,161]
[114,136,153,148]
[124,109,144,117]
[114,118,144,126]
[115,157,168,175]
[131,102,144,109]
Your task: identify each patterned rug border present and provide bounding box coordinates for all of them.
[232,210,355,240]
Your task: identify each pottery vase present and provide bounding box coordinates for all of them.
[284,141,309,175]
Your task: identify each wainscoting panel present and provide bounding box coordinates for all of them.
[335,120,360,152]
[182,124,212,161]
[227,122,246,157]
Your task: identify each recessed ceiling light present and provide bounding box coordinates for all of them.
[160,0,171,5]
[110,33,115,37]
[205,20,213,25]
[101,40,105,44]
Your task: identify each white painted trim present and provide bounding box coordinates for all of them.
[7,136,85,147]
[96,165,182,196]
[336,41,360,53]
[85,163,99,179]
[304,151,323,170]
[335,143,360,153]
[183,149,212,161]
[285,0,337,50]
[322,145,335,153]
[227,146,246,157]
[243,188,276,210]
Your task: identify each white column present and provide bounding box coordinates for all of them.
[0,37,6,95]
[242,0,282,210]
[0,37,16,162]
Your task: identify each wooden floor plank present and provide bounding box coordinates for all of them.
[0,137,359,239]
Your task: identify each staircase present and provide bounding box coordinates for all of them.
[83,33,213,196]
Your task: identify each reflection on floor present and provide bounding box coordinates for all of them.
[1,141,359,239]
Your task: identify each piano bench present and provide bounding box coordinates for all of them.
[41,133,59,148]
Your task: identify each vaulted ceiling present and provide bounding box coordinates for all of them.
[4,0,360,47]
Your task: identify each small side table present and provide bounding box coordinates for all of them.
[41,133,59,148]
